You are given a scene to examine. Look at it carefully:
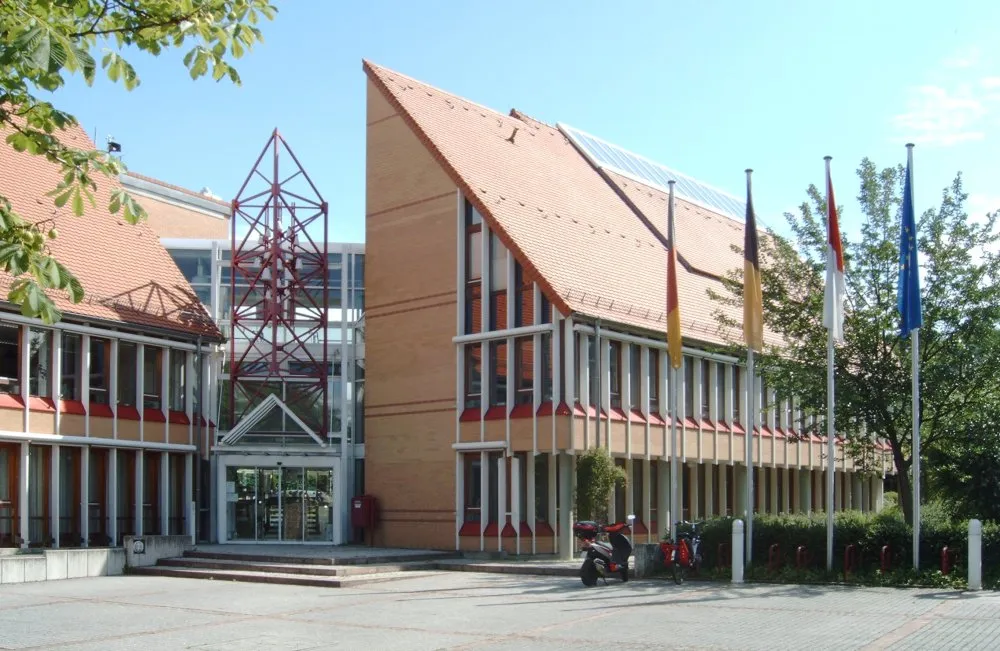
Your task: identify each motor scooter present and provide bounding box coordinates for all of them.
[574,514,635,587]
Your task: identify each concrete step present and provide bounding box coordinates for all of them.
[131,565,439,588]
[436,559,580,577]
[157,556,437,577]
[182,549,457,566]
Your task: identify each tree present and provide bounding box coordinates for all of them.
[710,158,1000,525]
[575,447,627,523]
[0,0,276,323]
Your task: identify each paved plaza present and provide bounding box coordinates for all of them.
[1,572,999,650]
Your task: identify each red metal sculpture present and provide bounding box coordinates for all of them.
[228,129,329,439]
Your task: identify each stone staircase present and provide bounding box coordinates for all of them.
[132,549,456,588]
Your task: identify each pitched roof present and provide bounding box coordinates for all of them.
[0,122,222,340]
[364,61,778,348]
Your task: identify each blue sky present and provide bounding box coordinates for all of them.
[50,0,1000,244]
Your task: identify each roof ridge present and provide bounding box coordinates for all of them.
[125,170,230,208]
[363,60,517,125]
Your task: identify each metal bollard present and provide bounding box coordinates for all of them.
[969,519,982,591]
[732,519,745,584]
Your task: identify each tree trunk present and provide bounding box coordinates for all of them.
[891,444,913,525]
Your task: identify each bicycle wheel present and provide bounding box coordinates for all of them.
[672,551,686,585]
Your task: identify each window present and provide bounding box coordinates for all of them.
[732,367,742,423]
[514,263,533,327]
[684,356,695,418]
[540,293,552,324]
[90,337,109,404]
[143,347,162,409]
[490,340,506,407]
[117,342,137,407]
[629,345,641,410]
[514,336,533,405]
[573,332,581,404]
[0,324,18,394]
[648,349,660,413]
[464,202,483,335]
[701,359,711,420]
[28,329,51,398]
[464,454,482,522]
[632,462,645,522]
[61,333,82,400]
[587,336,597,407]
[465,344,482,409]
[716,363,726,420]
[534,453,549,522]
[489,232,507,331]
[609,341,622,409]
[487,451,500,525]
[167,249,212,307]
[169,349,186,412]
[540,333,553,403]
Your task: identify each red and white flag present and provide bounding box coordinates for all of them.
[823,158,846,343]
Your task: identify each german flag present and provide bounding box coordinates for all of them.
[743,170,764,352]
[666,181,682,369]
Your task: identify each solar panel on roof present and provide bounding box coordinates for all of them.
[559,123,747,221]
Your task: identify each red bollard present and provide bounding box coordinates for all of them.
[717,543,731,569]
[880,545,891,573]
[941,546,953,575]
[768,543,781,572]
[796,545,809,569]
[843,544,858,577]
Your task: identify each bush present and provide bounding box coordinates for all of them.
[685,507,988,588]
[575,447,626,522]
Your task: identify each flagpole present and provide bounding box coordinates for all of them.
[666,179,681,545]
[907,142,921,570]
[744,168,756,566]
[824,155,836,572]
[746,346,755,565]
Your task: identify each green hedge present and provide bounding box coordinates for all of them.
[681,510,1000,589]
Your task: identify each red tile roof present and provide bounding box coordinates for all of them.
[364,61,777,347]
[0,122,222,340]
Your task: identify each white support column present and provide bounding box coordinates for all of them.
[801,468,813,514]
[852,473,864,511]
[548,453,557,550]
[781,468,790,514]
[579,335,591,447]
[497,456,507,551]
[53,331,63,434]
[687,462,699,521]
[718,463,728,516]
[19,442,29,548]
[20,327,30,432]
[135,449,144,537]
[834,471,843,512]
[479,451,489,551]
[734,464,747,518]
[703,464,714,519]
[600,337,610,449]
[812,468,822,512]
[108,448,118,546]
[511,455,521,555]
[622,345,632,458]
[50,444,60,547]
[558,452,573,560]
[80,448,90,546]
[641,457,651,540]
[81,334,90,437]
[770,466,779,514]
[136,343,145,441]
[454,452,463,550]
[526,453,535,554]
[184,453,194,539]
[184,351,195,446]
[757,467,766,514]
[624,459,634,524]
[160,452,170,535]
[110,339,119,438]
[162,348,170,442]
[843,471,852,513]
[656,460,669,537]
[873,476,884,512]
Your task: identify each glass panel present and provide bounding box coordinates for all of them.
[61,333,81,400]
[256,468,280,541]
[464,344,481,409]
[226,466,256,541]
[305,469,334,542]
[29,329,51,397]
[167,249,213,284]
[143,347,161,409]
[59,447,80,547]
[117,342,137,407]
[169,349,186,412]
[0,324,19,395]
[282,467,304,542]
[490,340,506,406]
[514,337,533,406]
[88,448,109,545]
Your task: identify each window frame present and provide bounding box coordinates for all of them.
[142,346,163,410]
[168,349,186,412]
[628,344,641,411]
[608,340,622,409]
[489,340,507,407]
[117,341,138,407]
[648,349,660,413]
[60,332,83,401]
[28,328,52,398]
[89,337,110,404]
[514,336,533,406]
[464,344,482,410]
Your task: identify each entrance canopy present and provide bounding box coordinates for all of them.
[220,393,326,448]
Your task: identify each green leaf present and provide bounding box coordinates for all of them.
[71,187,84,216]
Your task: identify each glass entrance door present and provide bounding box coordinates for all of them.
[225,462,334,543]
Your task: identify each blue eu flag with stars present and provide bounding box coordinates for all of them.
[898,157,922,338]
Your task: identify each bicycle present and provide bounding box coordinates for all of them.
[658,521,703,584]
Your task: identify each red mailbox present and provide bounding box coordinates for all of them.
[351,494,378,529]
